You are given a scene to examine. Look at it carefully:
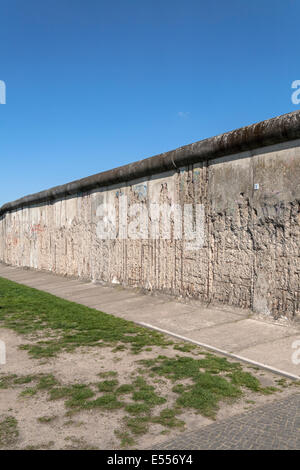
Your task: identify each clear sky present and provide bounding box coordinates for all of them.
[0,0,299,206]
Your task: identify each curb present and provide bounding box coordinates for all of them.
[137,321,300,381]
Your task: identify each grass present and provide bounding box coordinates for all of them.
[151,408,185,428]
[275,378,288,388]
[97,379,119,392]
[0,277,171,357]
[25,441,55,450]
[114,430,135,448]
[98,371,118,378]
[37,374,58,390]
[227,370,262,391]
[125,416,149,435]
[20,387,38,397]
[173,343,198,353]
[13,376,35,385]
[0,374,17,389]
[84,393,124,410]
[0,416,19,448]
[64,436,98,450]
[132,376,167,406]
[50,384,95,408]
[176,373,241,418]
[136,354,281,418]
[116,384,135,395]
[37,415,57,423]
[17,374,60,397]
[125,403,151,414]
[0,275,293,447]
[1,373,57,391]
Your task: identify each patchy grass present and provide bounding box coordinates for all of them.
[173,343,198,353]
[125,403,151,414]
[0,416,19,448]
[151,408,184,428]
[50,384,95,409]
[37,374,58,390]
[132,376,167,406]
[25,441,55,450]
[84,393,124,410]
[0,277,171,357]
[136,355,282,418]
[13,375,35,385]
[116,384,135,395]
[0,275,296,448]
[114,430,135,448]
[138,354,241,382]
[20,387,38,397]
[125,416,149,435]
[176,373,241,418]
[0,374,17,389]
[18,374,59,397]
[98,371,118,378]
[37,415,57,424]
[97,379,119,392]
[1,373,58,395]
[228,370,262,391]
[64,436,98,450]
[275,378,288,388]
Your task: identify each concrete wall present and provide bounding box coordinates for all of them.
[1,112,300,319]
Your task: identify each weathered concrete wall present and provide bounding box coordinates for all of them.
[1,111,300,319]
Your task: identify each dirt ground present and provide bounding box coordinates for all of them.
[0,326,299,450]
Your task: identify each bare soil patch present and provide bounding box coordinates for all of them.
[0,277,299,450]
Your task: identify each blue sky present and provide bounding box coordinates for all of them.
[0,0,299,206]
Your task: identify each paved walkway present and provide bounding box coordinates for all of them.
[0,263,299,379]
[152,393,300,450]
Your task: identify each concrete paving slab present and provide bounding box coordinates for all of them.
[0,269,79,287]
[236,334,300,377]
[36,280,90,293]
[127,305,247,329]
[90,295,167,316]
[11,279,76,290]
[0,272,48,282]
[60,286,116,300]
[32,282,91,292]
[0,266,24,274]
[88,293,161,314]
[185,318,297,353]
[124,301,198,320]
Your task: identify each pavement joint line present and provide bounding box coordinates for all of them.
[189,326,299,349]
[137,321,300,381]
[236,331,299,348]
[179,318,249,332]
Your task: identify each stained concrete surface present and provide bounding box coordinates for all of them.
[2,137,300,321]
